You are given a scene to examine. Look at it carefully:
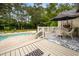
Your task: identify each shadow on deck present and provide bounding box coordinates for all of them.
[45,33,79,52]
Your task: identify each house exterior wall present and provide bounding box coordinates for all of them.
[58,17,79,28]
[58,18,79,37]
[72,17,79,27]
[58,21,62,27]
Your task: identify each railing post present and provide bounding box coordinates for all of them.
[36,26,58,39]
[42,27,44,38]
[44,27,45,38]
[37,26,40,32]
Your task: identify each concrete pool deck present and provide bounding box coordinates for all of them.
[0,31,36,53]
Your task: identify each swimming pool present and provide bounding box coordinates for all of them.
[0,33,34,41]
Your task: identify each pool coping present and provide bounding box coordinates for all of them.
[0,31,36,36]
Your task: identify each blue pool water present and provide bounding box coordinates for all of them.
[0,33,33,41]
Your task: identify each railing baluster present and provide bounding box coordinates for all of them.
[37,26,58,39]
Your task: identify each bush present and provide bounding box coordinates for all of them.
[25,22,34,29]
[50,21,58,27]
[4,27,10,31]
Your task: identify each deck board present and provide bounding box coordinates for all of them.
[28,44,36,51]
[34,40,55,55]
[37,39,74,56]
[33,43,52,56]
[45,40,79,56]
[1,53,6,56]
[31,44,38,50]
[22,47,28,55]
[25,46,32,54]
[5,52,10,56]
[39,39,79,56]
[15,49,20,56]
[36,40,66,56]
[10,50,16,56]
[19,48,25,56]
[6,52,10,56]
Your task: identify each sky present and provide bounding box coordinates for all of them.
[26,3,49,8]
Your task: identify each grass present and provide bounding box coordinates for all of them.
[0,29,36,33]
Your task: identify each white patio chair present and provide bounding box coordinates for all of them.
[62,28,74,39]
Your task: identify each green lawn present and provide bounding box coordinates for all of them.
[0,29,36,33]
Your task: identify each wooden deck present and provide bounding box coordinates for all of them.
[0,38,79,56]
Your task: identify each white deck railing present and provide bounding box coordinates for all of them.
[37,26,57,32]
[37,26,58,38]
[34,30,43,39]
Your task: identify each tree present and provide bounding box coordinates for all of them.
[0,3,13,19]
[0,3,76,31]
[44,3,74,27]
[25,3,46,28]
[56,3,74,13]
